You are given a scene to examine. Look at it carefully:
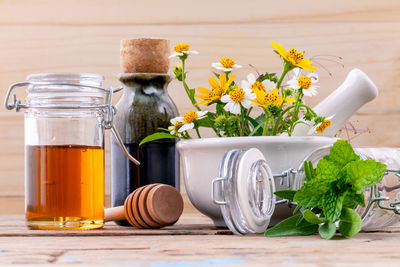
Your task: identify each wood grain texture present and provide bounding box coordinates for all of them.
[0,1,399,198]
[0,214,400,265]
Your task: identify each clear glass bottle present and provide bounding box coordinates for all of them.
[6,73,112,230]
[111,73,179,226]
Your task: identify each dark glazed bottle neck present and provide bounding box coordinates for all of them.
[118,73,171,93]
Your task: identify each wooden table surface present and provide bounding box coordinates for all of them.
[1,212,400,266]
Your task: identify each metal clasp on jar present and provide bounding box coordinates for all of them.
[4,80,140,165]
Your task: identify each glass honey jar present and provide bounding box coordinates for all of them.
[4,73,139,230]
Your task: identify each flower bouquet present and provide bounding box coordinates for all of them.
[141,41,334,144]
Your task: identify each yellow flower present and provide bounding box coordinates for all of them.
[271,41,317,71]
[168,118,184,136]
[221,88,256,114]
[309,115,335,135]
[169,43,199,58]
[212,58,242,72]
[174,43,190,53]
[252,88,295,107]
[175,110,208,132]
[195,74,235,105]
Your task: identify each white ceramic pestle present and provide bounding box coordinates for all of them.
[291,68,378,137]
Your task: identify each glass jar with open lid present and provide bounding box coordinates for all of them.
[4,73,139,230]
[212,145,400,235]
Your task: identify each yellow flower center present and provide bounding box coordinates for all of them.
[316,120,332,134]
[297,76,312,89]
[287,48,305,64]
[220,58,236,68]
[173,121,183,133]
[183,110,199,123]
[209,87,224,100]
[229,88,245,103]
[251,81,266,92]
[174,43,190,53]
[265,92,278,104]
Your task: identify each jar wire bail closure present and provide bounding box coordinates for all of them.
[4,79,139,166]
[213,145,400,235]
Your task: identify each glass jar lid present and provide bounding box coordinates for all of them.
[212,148,276,235]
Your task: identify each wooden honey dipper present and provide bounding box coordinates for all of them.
[105,184,184,228]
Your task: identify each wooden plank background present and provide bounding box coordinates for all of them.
[0,0,399,211]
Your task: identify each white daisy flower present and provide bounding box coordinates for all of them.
[308,115,335,135]
[241,73,277,93]
[221,88,256,115]
[176,110,208,132]
[168,117,184,136]
[287,68,319,97]
[211,58,242,72]
[169,43,199,59]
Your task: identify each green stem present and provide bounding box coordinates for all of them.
[288,90,303,135]
[262,112,269,136]
[181,58,201,111]
[276,62,292,91]
[195,128,202,138]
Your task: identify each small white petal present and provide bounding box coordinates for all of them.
[212,62,222,68]
[243,88,253,95]
[183,50,199,55]
[168,126,174,130]
[234,64,242,68]
[168,52,183,59]
[197,110,208,117]
[223,101,233,112]
[325,115,335,121]
[246,92,256,100]
[231,103,241,114]
[293,68,300,76]
[170,117,180,124]
[179,123,194,132]
[175,117,184,122]
[263,80,277,90]
[241,80,251,90]
[241,99,253,109]
[303,88,317,97]
[222,68,233,72]
[221,95,230,103]
[307,124,320,135]
[308,73,319,82]
[247,73,256,85]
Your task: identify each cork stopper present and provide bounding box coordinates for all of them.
[120,38,170,73]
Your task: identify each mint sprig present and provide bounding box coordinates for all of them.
[265,140,387,240]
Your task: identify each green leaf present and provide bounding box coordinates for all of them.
[303,209,326,225]
[322,189,345,222]
[274,190,296,201]
[245,115,264,136]
[338,208,362,237]
[216,102,225,115]
[255,113,266,124]
[249,123,264,137]
[139,132,178,146]
[342,191,365,209]
[296,213,306,226]
[316,158,341,183]
[319,222,337,240]
[294,178,329,208]
[325,140,360,169]
[264,214,318,237]
[197,117,213,128]
[293,205,302,215]
[340,160,387,192]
